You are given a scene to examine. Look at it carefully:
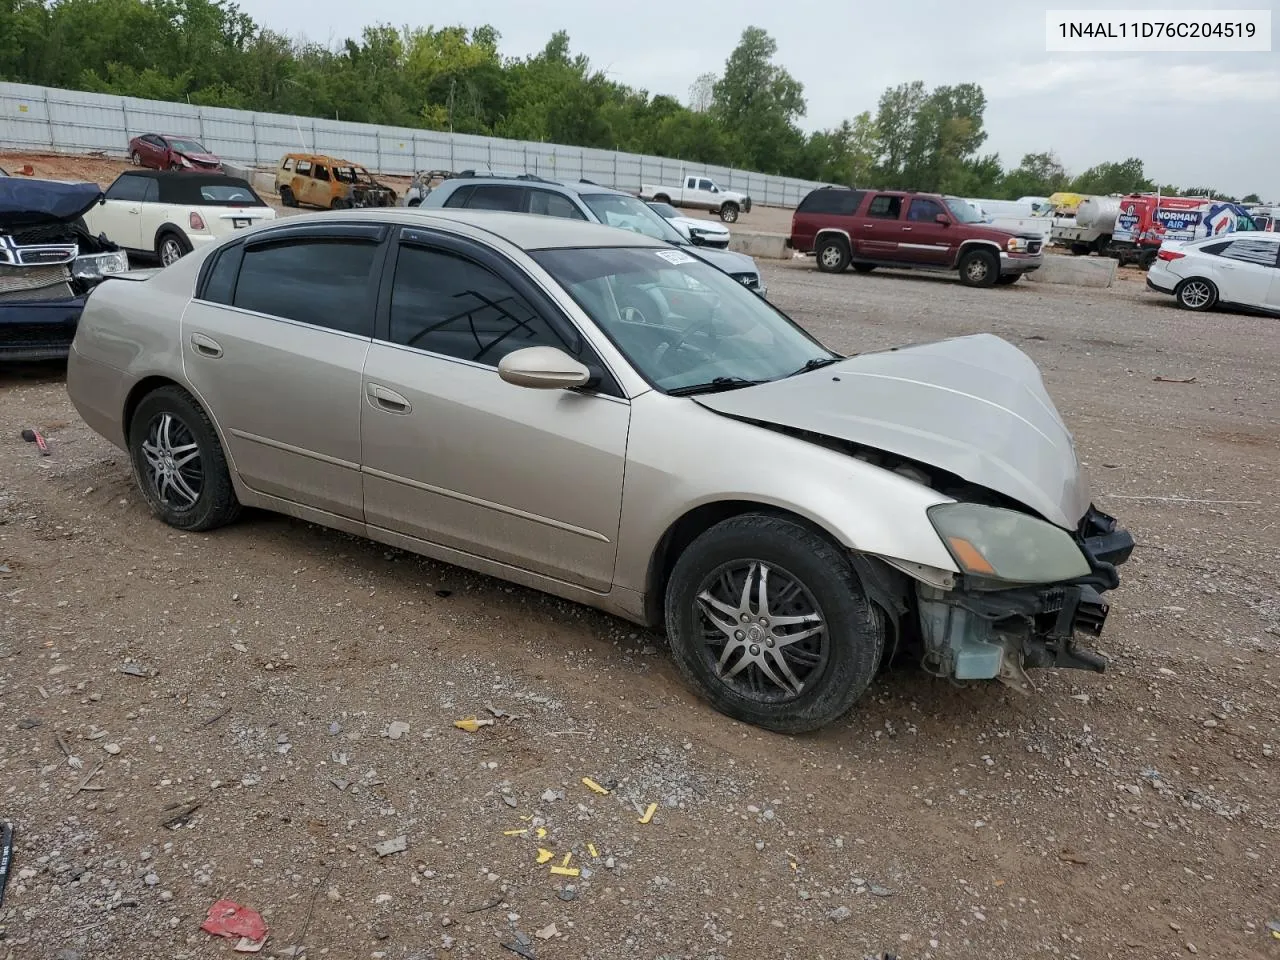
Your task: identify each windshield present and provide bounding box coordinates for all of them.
[166,139,210,154]
[580,194,688,245]
[533,246,835,394]
[944,197,985,223]
[647,201,679,218]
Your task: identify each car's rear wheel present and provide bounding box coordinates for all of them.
[664,514,883,733]
[128,386,241,532]
[157,231,191,267]
[279,186,296,207]
[654,194,671,205]
[816,237,850,273]
[958,249,998,287]
[995,273,1021,285]
[1070,242,1092,256]
[131,151,143,166]
[852,263,876,274]
[719,202,740,223]
[1175,277,1217,311]
[331,197,349,210]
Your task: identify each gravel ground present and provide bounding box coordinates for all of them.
[1,260,1278,960]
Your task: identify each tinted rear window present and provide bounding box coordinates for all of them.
[155,176,264,206]
[797,189,864,215]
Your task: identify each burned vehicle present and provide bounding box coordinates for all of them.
[1,178,128,361]
[399,169,459,207]
[274,153,396,210]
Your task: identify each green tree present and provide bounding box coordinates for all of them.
[1000,151,1069,198]
[711,27,807,174]
[1070,158,1152,195]
[1241,192,1261,203]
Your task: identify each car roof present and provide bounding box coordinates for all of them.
[437,174,629,200]
[267,208,668,252]
[112,170,236,184]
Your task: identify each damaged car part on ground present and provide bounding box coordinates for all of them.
[1,177,128,361]
[64,209,1133,732]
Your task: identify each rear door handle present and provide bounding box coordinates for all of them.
[901,226,913,231]
[190,333,222,358]
[366,382,411,414]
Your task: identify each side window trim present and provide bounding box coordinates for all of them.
[374,227,624,399]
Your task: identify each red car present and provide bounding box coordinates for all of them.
[128,134,223,173]
[789,187,1044,287]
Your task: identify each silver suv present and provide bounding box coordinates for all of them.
[422,174,767,296]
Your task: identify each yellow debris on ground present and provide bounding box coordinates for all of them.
[581,777,610,795]
[549,865,580,877]
[502,828,528,836]
[638,803,658,825]
[452,717,495,732]
[536,848,555,864]
[587,843,599,858]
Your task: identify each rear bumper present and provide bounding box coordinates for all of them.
[0,297,86,361]
[1146,273,1176,294]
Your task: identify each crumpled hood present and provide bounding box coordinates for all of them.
[693,333,1093,529]
[0,178,104,228]
[177,151,221,166]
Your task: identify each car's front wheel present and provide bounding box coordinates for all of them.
[718,201,739,223]
[279,186,296,207]
[131,150,143,166]
[1175,277,1217,311]
[995,273,1021,285]
[664,514,884,733]
[958,248,998,287]
[128,386,241,532]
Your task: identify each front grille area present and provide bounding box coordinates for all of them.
[1028,240,1043,254]
[0,263,73,296]
[731,272,760,289]
[0,280,75,302]
[0,321,76,346]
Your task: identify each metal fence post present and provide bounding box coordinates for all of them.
[198,109,205,144]
[121,99,129,143]
[487,142,492,171]
[42,89,56,151]
[250,116,258,165]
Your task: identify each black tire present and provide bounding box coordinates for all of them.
[958,248,998,287]
[654,194,671,205]
[1175,277,1217,312]
[131,150,143,166]
[331,197,348,210]
[128,386,241,532]
[157,231,191,267]
[279,186,296,207]
[994,274,1020,285]
[718,201,739,223]
[1138,249,1158,269]
[407,197,422,207]
[852,263,876,274]
[1070,242,1091,256]
[815,236,850,274]
[664,514,884,733]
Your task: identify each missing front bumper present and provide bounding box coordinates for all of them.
[916,508,1134,689]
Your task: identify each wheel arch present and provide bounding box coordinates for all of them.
[122,375,190,445]
[643,499,910,665]
[153,223,190,252]
[814,227,852,248]
[956,238,1001,262]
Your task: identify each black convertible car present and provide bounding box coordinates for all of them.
[1,177,129,361]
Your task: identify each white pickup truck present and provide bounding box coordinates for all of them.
[638,175,752,222]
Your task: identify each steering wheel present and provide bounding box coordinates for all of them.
[664,318,717,356]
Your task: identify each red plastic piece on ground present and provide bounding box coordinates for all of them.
[200,899,268,942]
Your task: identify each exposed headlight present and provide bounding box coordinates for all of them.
[928,502,1090,586]
[73,250,129,279]
[1006,237,1030,252]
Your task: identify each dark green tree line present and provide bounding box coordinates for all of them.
[0,1,1258,199]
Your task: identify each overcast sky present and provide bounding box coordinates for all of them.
[233,0,1279,199]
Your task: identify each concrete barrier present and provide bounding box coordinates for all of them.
[1025,253,1117,288]
[223,161,278,199]
[727,230,790,260]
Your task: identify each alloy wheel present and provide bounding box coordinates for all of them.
[966,257,990,282]
[1180,280,1212,308]
[820,246,844,269]
[141,412,203,510]
[694,559,828,703]
[160,239,184,266]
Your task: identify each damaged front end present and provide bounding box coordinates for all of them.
[1,178,127,361]
[913,505,1134,692]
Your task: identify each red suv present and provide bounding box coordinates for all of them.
[789,188,1043,287]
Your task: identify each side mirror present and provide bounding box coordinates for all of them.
[935,214,950,225]
[498,346,591,390]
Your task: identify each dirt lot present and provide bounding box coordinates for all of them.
[1,258,1278,960]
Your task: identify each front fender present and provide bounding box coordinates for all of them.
[613,393,959,597]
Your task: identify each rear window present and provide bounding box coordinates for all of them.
[156,177,265,206]
[867,195,903,219]
[797,189,864,216]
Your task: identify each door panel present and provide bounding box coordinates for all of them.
[900,198,953,265]
[183,302,370,519]
[857,194,905,260]
[98,200,143,249]
[361,345,629,591]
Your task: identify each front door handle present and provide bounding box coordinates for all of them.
[366,382,411,414]
[901,226,913,231]
[190,333,222,358]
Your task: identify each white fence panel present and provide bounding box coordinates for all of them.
[1,81,832,207]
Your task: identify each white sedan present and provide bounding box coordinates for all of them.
[1147,231,1280,314]
[646,201,731,248]
[83,171,275,267]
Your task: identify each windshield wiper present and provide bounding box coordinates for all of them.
[667,376,764,397]
[785,355,842,378]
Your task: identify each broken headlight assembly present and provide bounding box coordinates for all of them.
[927,502,1090,588]
[72,250,129,280]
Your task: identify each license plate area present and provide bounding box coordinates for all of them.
[232,218,251,229]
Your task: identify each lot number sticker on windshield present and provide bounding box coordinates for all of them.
[654,249,697,265]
